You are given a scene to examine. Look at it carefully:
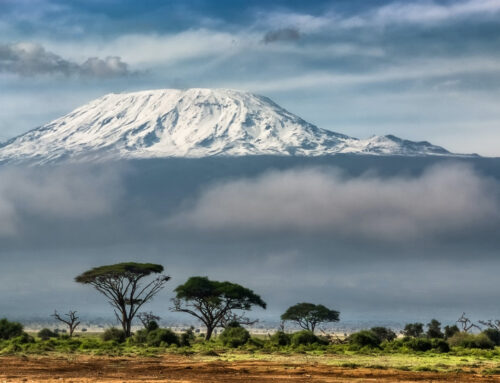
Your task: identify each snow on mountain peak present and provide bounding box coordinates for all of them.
[0,88,459,164]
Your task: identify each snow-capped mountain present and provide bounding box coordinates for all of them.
[0,88,460,164]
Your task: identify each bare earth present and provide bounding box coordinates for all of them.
[2,355,500,383]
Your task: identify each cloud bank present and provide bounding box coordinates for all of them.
[169,163,500,241]
[0,42,132,77]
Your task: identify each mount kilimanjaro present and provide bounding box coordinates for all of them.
[0,88,463,164]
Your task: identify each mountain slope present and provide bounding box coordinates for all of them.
[0,88,460,163]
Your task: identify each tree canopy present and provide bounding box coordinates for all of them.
[75,262,169,337]
[172,276,266,340]
[281,302,339,332]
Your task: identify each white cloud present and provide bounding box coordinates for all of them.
[168,164,500,241]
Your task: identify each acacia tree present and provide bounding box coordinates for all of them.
[75,262,170,337]
[281,303,340,332]
[52,310,80,337]
[171,276,266,340]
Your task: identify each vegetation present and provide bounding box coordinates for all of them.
[75,262,170,337]
[0,318,23,340]
[281,303,339,332]
[172,276,266,340]
[52,310,80,337]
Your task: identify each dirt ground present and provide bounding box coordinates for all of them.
[2,355,500,383]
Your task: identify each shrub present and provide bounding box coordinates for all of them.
[405,337,432,352]
[426,319,444,339]
[101,328,127,343]
[37,328,59,340]
[370,327,396,343]
[482,329,500,346]
[0,319,24,340]
[444,325,460,339]
[146,320,159,332]
[430,338,450,353]
[180,327,196,347]
[270,331,291,346]
[447,332,494,349]
[11,332,34,345]
[219,326,250,348]
[402,323,424,338]
[348,330,380,348]
[146,328,180,347]
[291,330,328,346]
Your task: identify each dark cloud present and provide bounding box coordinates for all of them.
[0,42,132,78]
[263,27,301,43]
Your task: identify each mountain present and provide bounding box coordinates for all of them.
[0,88,462,164]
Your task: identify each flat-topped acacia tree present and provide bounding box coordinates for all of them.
[281,303,339,333]
[75,262,169,337]
[171,276,266,340]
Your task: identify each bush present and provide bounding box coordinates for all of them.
[402,323,424,338]
[37,328,59,340]
[146,320,159,332]
[348,330,381,348]
[180,327,196,347]
[146,328,180,347]
[270,331,291,346]
[0,319,24,340]
[448,332,494,349]
[444,325,460,339]
[482,329,500,346]
[405,337,432,352]
[430,338,450,353]
[370,327,396,343]
[291,330,327,346]
[219,326,250,348]
[101,328,126,343]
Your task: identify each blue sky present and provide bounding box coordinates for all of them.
[1,0,500,155]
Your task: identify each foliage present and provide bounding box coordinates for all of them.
[444,325,460,339]
[0,318,24,340]
[219,325,250,348]
[37,328,59,340]
[402,323,424,338]
[180,327,196,347]
[101,328,127,343]
[426,319,443,339]
[348,330,381,348]
[370,327,396,343]
[75,262,170,337]
[146,328,180,347]
[431,338,450,353]
[482,328,500,346]
[447,332,495,349]
[172,276,266,340]
[281,303,339,332]
[270,331,291,346]
[291,330,328,346]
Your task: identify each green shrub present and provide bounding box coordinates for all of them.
[430,338,450,353]
[37,328,59,340]
[482,329,500,346]
[146,320,159,332]
[146,328,180,347]
[402,323,424,338]
[370,327,396,343]
[219,326,250,348]
[11,332,34,345]
[0,319,24,340]
[180,327,196,347]
[291,330,327,346]
[448,332,494,349]
[348,330,380,348]
[270,331,291,346]
[101,328,126,343]
[444,325,460,339]
[405,337,432,352]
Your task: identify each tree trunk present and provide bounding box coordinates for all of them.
[205,325,214,341]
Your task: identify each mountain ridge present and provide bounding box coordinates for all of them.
[0,88,470,164]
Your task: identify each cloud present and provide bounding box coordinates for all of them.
[0,42,133,77]
[168,163,500,242]
[263,28,300,44]
[0,165,122,236]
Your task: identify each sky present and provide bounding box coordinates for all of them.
[1,0,500,156]
[1,1,500,328]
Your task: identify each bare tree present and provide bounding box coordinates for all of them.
[219,311,259,328]
[52,310,81,337]
[137,311,160,329]
[478,319,500,330]
[457,313,481,333]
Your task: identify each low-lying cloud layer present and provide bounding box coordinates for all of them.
[0,42,131,77]
[169,163,500,241]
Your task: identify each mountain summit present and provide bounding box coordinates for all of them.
[0,88,459,163]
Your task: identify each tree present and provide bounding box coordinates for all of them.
[171,276,266,340]
[457,313,481,333]
[444,325,460,339]
[402,323,424,338]
[75,262,170,337]
[281,303,339,333]
[426,319,444,339]
[137,311,160,331]
[52,310,80,337]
